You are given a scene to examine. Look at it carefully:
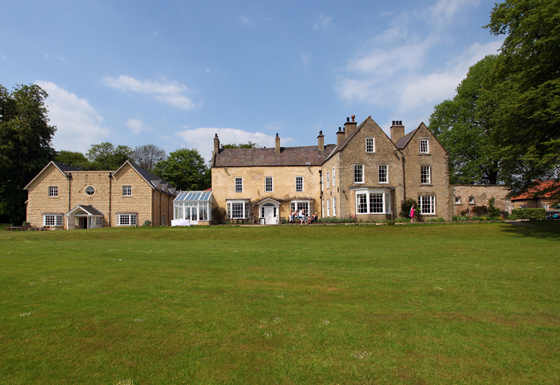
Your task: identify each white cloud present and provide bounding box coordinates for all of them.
[36,81,110,152]
[126,118,149,134]
[425,0,481,27]
[102,75,198,110]
[175,127,294,162]
[241,16,250,24]
[302,51,312,66]
[314,14,332,30]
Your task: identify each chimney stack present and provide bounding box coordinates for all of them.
[317,131,324,151]
[344,115,357,136]
[214,134,220,154]
[275,133,281,154]
[390,120,405,143]
[336,127,345,146]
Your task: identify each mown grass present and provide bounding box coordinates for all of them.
[1,222,559,384]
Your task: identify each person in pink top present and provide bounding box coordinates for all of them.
[410,204,415,223]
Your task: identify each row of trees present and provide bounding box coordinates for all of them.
[429,0,560,196]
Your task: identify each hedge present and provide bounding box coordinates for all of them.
[511,208,546,220]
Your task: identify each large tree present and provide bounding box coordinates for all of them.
[485,0,560,194]
[429,55,502,184]
[153,148,210,191]
[132,144,166,171]
[86,142,134,170]
[55,150,91,169]
[0,84,56,224]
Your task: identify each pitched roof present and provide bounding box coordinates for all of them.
[66,204,104,216]
[325,118,368,159]
[394,129,417,149]
[114,161,175,193]
[23,160,80,190]
[511,180,560,201]
[213,145,337,167]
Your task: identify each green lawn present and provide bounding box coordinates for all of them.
[1,222,559,384]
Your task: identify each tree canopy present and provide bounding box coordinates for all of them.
[223,141,260,149]
[484,0,560,193]
[152,148,210,191]
[430,55,502,184]
[0,84,56,224]
[86,142,134,170]
[55,150,90,170]
[131,144,166,171]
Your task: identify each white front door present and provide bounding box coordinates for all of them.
[264,206,276,224]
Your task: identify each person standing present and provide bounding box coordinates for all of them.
[410,204,415,223]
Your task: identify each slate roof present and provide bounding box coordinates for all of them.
[213,145,337,167]
[394,129,417,149]
[53,161,81,173]
[115,161,175,194]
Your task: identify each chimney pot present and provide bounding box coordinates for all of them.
[347,117,350,122]
[351,115,355,122]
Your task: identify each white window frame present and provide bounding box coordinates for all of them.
[355,189,391,215]
[378,164,388,184]
[333,198,337,217]
[326,171,330,189]
[43,214,63,226]
[469,196,475,204]
[85,186,95,196]
[48,186,58,197]
[354,164,364,184]
[332,167,336,186]
[454,196,462,204]
[321,174,324,192]
[116,213,137,226]
[290,200,312,215]
[420,139,429,154]
[418,195,436,215]
[265,176,273,192]
[295,176,304,192]
[227,200,249,219]
[235,177,243,193]
[123,185,132,196]
[421,166,431,185]
[327,199,330,216]
[366,138,375,153]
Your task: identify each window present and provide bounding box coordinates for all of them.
[420,139,429,154]
[366,138,375,153]
[332,167,336,186]
[418,196,436,215]
[43,214,63,226]
[48,186,58,197]
[421,166,431,184]
[469,196,475,204]
[123,185,132,196]
[265,177,273,192]
[454,196,462,204]
[355,190,391,215]
[326,171,330,189]
[354,164,364,183]
[235,177,243,193]
[295,176,304,192]
[85,186,95,196]
[117,213,137,226]
[227,201,249,219]
[327,199,330,216]
[333,198,336,217]
[290,200,311,215]
[321,174,324,192]
[378,165,388,184]
[96,217,103,226]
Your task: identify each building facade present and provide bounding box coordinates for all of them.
[211,116,452,223]
[24,161,176,229]
[452,185,511,215]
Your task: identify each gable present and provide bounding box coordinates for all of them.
[397,123,448,155]
[24,161,74,191]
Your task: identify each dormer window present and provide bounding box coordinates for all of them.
[420,139,429,154]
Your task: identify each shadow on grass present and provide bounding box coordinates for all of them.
[499,220,560,239]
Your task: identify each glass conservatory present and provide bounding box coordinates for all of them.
[172,190,213,226]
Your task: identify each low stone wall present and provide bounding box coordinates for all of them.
[451,185,511,215]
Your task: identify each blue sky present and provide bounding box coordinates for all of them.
[1,0,503,162]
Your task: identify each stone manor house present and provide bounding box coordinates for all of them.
[210,116,452,224]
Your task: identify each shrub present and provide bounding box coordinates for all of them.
[507,214,517,220]
[317,217,355,223]
[395,218,410,223]
[460,208,471,216]
[471,216,482,221]
[142,220,151,227]
[488,197,501,218]
[436,217,446,223]
[426,218,438,223]
[400,198,422,222]
[472,205,488,216]
[511,208,546,220]
[459,215,470,221]
[452,215,460,222]
[212,207,227,224]
[384,219,396,225]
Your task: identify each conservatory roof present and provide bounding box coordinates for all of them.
[175,191,213,202]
